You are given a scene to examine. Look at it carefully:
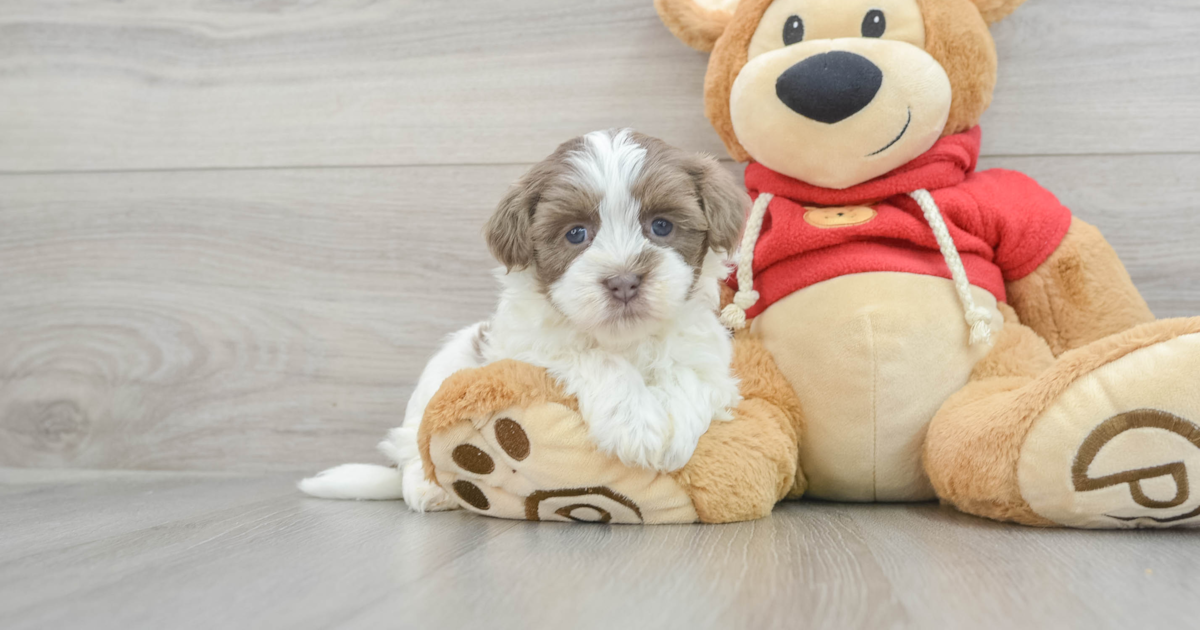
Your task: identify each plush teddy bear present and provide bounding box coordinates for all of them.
[417,0,1200,528]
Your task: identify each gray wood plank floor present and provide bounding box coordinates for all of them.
[2,468,1196,630]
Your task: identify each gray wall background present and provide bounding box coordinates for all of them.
[1,0,1198,472]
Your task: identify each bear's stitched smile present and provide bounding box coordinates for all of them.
[867,107,913,157]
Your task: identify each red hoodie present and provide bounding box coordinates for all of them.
[730,127,1073,319]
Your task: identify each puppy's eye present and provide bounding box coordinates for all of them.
[782,15,804,46]
[651,218,674,237]
[565,226,588,244]
[862,9,885,38]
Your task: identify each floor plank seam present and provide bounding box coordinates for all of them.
[3,150,1198,178]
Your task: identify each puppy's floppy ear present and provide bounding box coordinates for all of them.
[654,0,737,53]
[969,0,1029,23]
[485,162,550,271]
[688,155,748,254]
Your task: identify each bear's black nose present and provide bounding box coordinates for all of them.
[775,51,883,124]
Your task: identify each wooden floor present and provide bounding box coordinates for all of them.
[2,468,1197,630]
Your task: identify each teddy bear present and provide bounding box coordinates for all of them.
[415,0,1200,528]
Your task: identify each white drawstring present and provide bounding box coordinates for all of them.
[908,188,994,346]
[720,188,992,347]
[720,193,772,330]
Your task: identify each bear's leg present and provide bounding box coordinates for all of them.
[923,306,1058,525]
[925,307,1200,528]
[419,359,703,524]
[418,335,804,524]
[670,332,805,523]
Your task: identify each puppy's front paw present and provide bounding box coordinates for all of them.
[588,394,696,473]
[402,460,459,512]
[607,422,699,472]
[656,424,703,472]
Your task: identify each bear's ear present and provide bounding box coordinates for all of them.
[969,0,1029,23]
[655,0,738,53]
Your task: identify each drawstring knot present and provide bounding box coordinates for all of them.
[719,193,772,330]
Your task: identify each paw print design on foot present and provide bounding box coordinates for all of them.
[1018,326,1200,528]
[417,360,699,524]
[1071,409,1200,525]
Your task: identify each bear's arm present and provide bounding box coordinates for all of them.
[963,168,1154,356]
[1005,216,1155,356]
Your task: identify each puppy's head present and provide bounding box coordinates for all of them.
[485,129,747,336]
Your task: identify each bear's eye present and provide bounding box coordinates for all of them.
[782,15,804,45]
[862,9,886,38]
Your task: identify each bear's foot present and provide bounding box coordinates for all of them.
[1018,322,1200,528]
[418,360,699,524]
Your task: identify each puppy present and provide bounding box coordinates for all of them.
[301,129,748,511]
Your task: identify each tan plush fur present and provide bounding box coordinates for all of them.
[718,283,808,501]
[751,273,1002,501]
[418,359,575,482]
[918,0,998,136]
[925,316,1200,526]
[671,331,808,522]
[703,0,773,161]
[696,0,1001,160]
[1007,217,1156,356]
[969,303,1056,381]
[654,0,735,53]
[971,0,1029,24]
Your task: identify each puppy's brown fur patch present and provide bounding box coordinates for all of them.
[633,133,747,270]
[485,131,747,299]
[530,175,602,292]
[485,137,586,272]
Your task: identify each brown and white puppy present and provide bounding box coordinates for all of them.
[301,129,748,511]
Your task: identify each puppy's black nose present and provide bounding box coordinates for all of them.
[604,274,642,304]
[775,51,883,124]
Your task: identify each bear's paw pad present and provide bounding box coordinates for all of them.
[1019,331,1200,528]
[426,403,698,524]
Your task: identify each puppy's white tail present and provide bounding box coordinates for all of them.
[298,464,404,500]
[298,427,420,501]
